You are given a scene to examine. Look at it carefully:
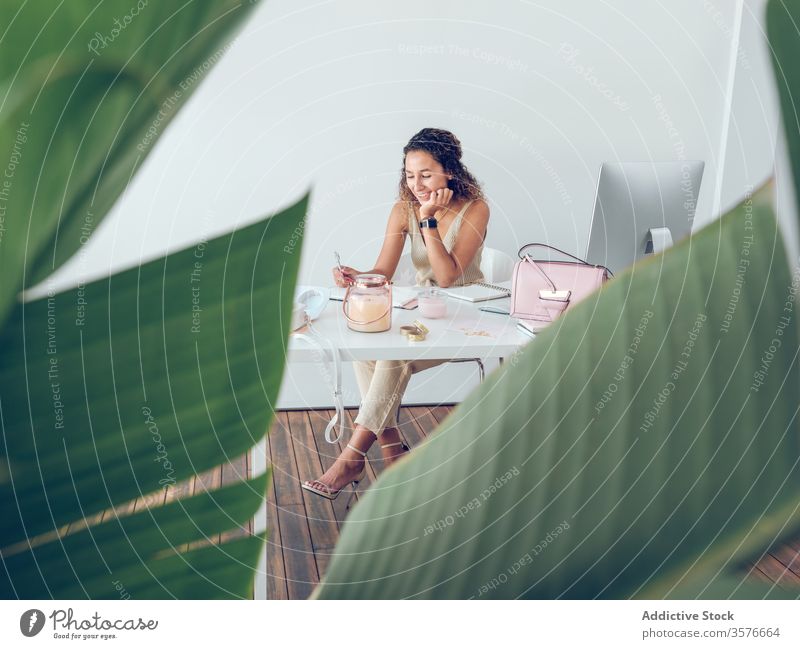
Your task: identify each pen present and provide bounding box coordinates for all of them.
[479,305,510,315]
[335,250,354,286]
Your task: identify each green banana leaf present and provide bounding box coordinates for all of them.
[2,476,268,599]
[1,194,307,597]
[0,0,259,328]
[315,184,800,599]
[768,0,800,219]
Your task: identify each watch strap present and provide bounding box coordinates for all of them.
[419,217,438,229]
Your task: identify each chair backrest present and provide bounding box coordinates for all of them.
[480,247,515,282]
[393,253,417,286]
[393,247,515,285]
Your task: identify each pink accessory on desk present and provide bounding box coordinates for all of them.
[417,288,447,318]
[510,243,611,329]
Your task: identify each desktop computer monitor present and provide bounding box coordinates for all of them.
[585,161,705,274]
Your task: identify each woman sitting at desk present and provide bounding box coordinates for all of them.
[302,127,489,500]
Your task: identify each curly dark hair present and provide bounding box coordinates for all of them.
[398,128,484,205]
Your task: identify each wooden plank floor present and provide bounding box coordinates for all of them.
[265,404,450,599]
[93,450,253,551]
[265,405,800,599]
[64,404,800,599]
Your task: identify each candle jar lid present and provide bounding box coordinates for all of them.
[354,273,388,288]
[419,288,443,300]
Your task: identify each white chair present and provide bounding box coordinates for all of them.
[392,253,418,286]
[394,246,515,384]
[479,247,516,283]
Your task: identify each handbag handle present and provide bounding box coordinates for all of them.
[517,243,613,276]
[517,242,591,264]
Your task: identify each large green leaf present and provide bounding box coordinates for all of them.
[315,185,800,599]
[0,194,307,597]
[1,475,268,599]
[768,0,800,219]
[0,0,259,327]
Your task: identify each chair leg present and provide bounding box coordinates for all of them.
[403,360,485,422]
[448,358,485,383]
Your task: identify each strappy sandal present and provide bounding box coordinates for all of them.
[302,443,367,504]
[380,439,410,463]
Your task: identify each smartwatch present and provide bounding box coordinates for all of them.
[419,217,438,229]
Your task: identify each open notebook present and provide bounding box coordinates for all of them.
[440,280,512,303]
[329,286,419,309]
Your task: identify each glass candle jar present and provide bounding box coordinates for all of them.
[417,288,447,319]
[343,274,392,332]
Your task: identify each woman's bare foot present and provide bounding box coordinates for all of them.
[378,427,410,466]
[303,446,365,495]
[303,426,376,496]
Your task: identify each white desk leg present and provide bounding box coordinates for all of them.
[252,437,268,600]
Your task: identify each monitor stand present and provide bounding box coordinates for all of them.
[644,227,673,255]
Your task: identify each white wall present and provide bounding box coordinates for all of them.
[41,0,751,408]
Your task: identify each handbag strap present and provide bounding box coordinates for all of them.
[517,243,613,276]
[517,242,591,265]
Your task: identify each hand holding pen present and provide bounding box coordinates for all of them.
[333,251,358,287]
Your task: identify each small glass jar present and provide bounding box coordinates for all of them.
[343,274,392,332]
[417,288,447,319]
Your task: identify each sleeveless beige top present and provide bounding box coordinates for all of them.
[407,199,485,287]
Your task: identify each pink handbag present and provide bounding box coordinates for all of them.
[510,243,611,328]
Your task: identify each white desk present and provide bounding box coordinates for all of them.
[288,295,531,362]
[254,294,532,599]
